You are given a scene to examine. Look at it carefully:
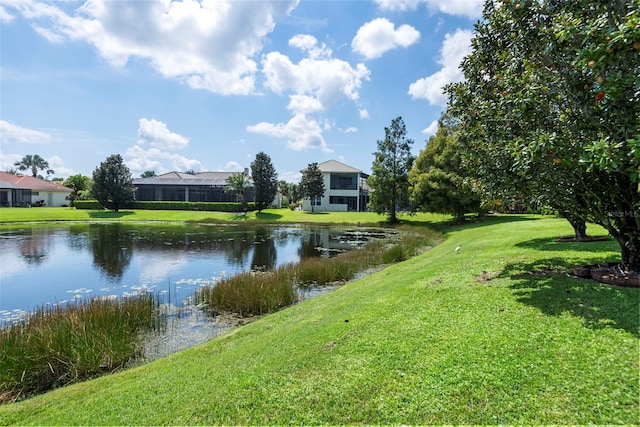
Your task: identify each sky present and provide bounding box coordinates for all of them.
[0,0,484,183]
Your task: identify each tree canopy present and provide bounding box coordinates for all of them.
[91,154,135,212]
[409,120,482,223]
[251,152,278,212]
[300,163,325,213]
[14,154,54,178]
[63,174,92,207]
[368,116,415,224]
[446,0,639,272]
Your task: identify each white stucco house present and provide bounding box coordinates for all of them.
[0,171,73,207]
[301,160,370,212]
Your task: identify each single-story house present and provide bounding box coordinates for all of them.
[301,160,370,212]
[133,171,255,203]
[0,171,73,207]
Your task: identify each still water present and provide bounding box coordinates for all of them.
[0,222,368,325]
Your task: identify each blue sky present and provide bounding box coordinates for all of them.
[0,0,483,182]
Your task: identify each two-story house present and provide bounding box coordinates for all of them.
[301,160,369,212]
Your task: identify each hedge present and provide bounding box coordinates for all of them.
[74,200,256,212]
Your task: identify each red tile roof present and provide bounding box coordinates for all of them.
[0,171,72,192]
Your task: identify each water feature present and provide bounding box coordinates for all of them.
[0,222,380,358]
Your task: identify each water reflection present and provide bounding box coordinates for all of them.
[89,223,134,281]
[0,223,372,324]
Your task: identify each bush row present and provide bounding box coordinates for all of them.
[74,200,256,212]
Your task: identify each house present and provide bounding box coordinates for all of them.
[132,171,255,202]
[301,160,370,212]
[0,171,73,207]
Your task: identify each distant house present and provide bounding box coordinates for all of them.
[0,171,73,207]
[132,171,255,202]
[301,160,370,212]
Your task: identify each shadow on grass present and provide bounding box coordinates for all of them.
[499,257,639,338]
[88,211,135,219]
[409,213,541,232]
[256,212,283,221]
[516,237,617,252]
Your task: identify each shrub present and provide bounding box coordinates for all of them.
[74,200,103,210]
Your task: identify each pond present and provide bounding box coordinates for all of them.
[0,222,378,358]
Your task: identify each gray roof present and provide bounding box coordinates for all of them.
[132,171,248,187]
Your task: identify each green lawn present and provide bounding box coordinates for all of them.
[0,215,637,425]
[0,206,451,226]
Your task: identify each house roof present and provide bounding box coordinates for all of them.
[309,159,370,179]
[0,171,72,192]
[317,159,362,173]
[132,171,249,187]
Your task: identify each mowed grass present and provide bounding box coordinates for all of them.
[0,206,452,226]
[0,215,637,425]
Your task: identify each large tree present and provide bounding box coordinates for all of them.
[91,154,135,212]
[368,116,415,224]
[299,163,325,213]
[225,171,251,212]
[251,152,278,212]
[447,0,639,272]
[63,174,92,207]
[14,154,54,178]
[409,120,482,223]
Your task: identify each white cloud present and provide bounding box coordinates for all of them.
[137,118,189,150]
[262,36,370,108]
[46,155,74,177]
[256,34,369,152]
[6,0,299,95]
[359,109,370,119]
[352,18,420,60]
[125,145,202,176]
[408,29,472,106]
[422,120,439,136]
[0,5,15,23]
[247,114,332,152]
[0,120,53,144]
[0,152,22,172]
[288,34,331,59]
[343,127,358,133]
[224,161,243,172]
[374,0,483,19]
[287,95,324,114]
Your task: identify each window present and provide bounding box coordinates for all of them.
[32,191,39,196]
[312,196,321,206]
[330,174,357,190]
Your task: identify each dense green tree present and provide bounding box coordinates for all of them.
[251,152,278,212]
[14,154,53,178]
[368,117,415,224]
[447,0,639,271]
[300,163,325,213]
[225,171,251,212]
[409,120,482,223]
[140,170,156,178]
[63,174,92,207]
[91,154,135,212]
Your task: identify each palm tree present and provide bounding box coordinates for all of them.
[14,154,54,178]
[225,172,251,212]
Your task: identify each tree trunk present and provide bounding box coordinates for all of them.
[566,215,588,240]
[614,234,640,274]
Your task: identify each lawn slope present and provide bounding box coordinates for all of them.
[0,216,637,425]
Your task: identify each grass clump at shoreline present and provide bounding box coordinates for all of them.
[195,225,442,316]
[0,294,162,403]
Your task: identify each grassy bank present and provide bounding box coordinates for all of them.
[0,216,637,425]
[0,206,451,226]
